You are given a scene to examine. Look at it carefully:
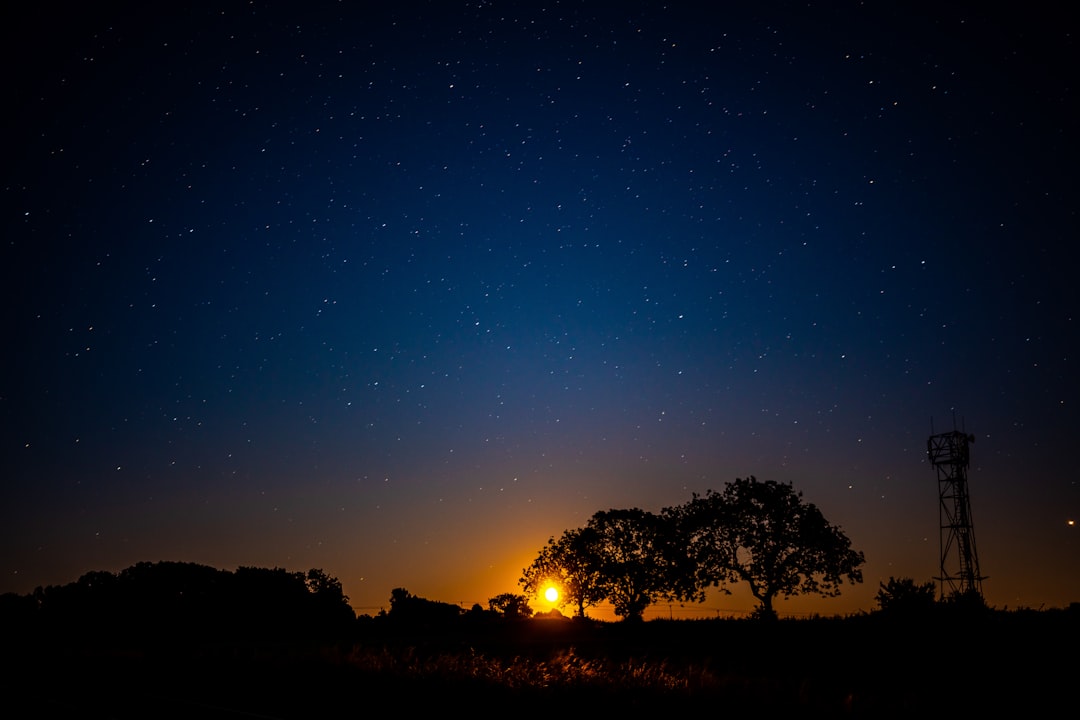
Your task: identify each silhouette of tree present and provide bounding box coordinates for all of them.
[487,593,534,619]
[304,567,354,629]
[876,576,936,615]
[0,592,37,645]
[671,476,865,620]
[523,509,706,621]
[112,561,229,642]
[19,562,354,647]
[232,566,314,640]
[520,526,607,618]
[305,568,345,599]
[585,508,682,621]
[387,587,462,626]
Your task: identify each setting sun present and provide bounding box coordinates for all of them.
[544,586,559,603]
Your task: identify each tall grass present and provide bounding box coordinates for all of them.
[344,644,710,694]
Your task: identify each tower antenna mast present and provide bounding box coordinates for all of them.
[927,422,986,600]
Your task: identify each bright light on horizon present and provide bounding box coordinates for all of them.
[544,586,559,603]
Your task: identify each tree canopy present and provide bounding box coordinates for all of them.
[520,526,608,618]
[522,476,866,621]
[669,476,865,620]
[520,509,686,621]
[20,561,355,644]
[584,508,683,621]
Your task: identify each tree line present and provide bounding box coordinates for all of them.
[0,561,356,646]
[520,476,866,621]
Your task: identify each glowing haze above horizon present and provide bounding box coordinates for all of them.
[2,1,1077,619]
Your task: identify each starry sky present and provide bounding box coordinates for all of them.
[3,1,1077,618]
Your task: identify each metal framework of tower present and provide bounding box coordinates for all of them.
[927,429,985,600]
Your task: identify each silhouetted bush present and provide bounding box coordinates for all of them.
[875,576,937,617]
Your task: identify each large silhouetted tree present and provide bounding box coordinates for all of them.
[585,508,682,621]
[670,476,865,620]
[520,526,606,618]
[522,508,686,621]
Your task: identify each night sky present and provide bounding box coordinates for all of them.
[3,1,1077,618]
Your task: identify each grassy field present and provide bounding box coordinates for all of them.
[5,608,1075,718]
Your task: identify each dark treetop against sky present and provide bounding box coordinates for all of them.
[3,1,1076,618]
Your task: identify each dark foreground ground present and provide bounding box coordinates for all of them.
[4,609,1076,719]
